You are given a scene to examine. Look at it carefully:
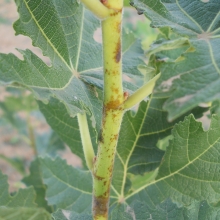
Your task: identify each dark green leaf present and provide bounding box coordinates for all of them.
[0,207,51,220]
[132,0,220,120]
[0,155,26,175]
[40,157,92,212]
[0,171,36,208]
[125,115,220,207]
[0,0,103,133]
[38,98,97,163]
[111,97,206,197]
[35,131,65,157]
[22,159,52,212]
[52,210,92,220]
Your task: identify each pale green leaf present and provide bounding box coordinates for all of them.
[111,97,205,196]
[109,199,220,220]
[51,200,220,220]
[0,155,26,175]
[0,0,103,132]
[211,100,220,116]
[132,0,220,120]
[0,172,48,220]
[22,159,52,212]
[39,157,92,212]
[38,98,97,162]
[0,207,51,220]
[125,115,220,207]
[0,171,36,208]
[52,210,92,220]
[35,131,65,157]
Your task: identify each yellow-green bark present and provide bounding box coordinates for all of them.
[78,0,160,218]
[92,1,124,219]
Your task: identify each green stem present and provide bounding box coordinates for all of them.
[80,0,111,19]
[77,113,95,170]
[92,0,124,219]
[123,73,161,110]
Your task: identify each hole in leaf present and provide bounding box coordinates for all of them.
[93,27,102,44]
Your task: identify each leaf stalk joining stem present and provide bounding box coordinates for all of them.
[80,0,111,19]
[123,73,161,110]
[77,113,95,170]
[80,0,160,219]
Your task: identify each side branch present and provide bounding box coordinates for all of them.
[80,0,110,19]
[123,73,161,110]
[77,113,95,170]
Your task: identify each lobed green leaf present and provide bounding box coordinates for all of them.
[132,0,220,120]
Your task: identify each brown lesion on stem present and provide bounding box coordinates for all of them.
[114,39,121,63]
[105,99,121,109]
[93,196,109,219]
[93,172,106,181]
[123,91,129,100]
[100,0,123,14]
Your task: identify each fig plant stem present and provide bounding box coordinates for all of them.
[92,0,124,219]
[79,0,160,218]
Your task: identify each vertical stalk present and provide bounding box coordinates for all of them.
[92,0,124,219]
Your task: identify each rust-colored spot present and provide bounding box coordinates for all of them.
[105,99,121,109]
[105,99,121,110]
[112,113,117,118]
[93,156,97,164]
[114,134,118,140]
[110,8,122,16]
[108,165,113,173]
[114,39,121,63]
[114,21,121,33]
[102,108,107,126]
[100,0,108,5]
[111,86,119,94]
[123,91,129,100]
[99,134,104,143]
[93,196,108,219]
[93,172,105,181]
